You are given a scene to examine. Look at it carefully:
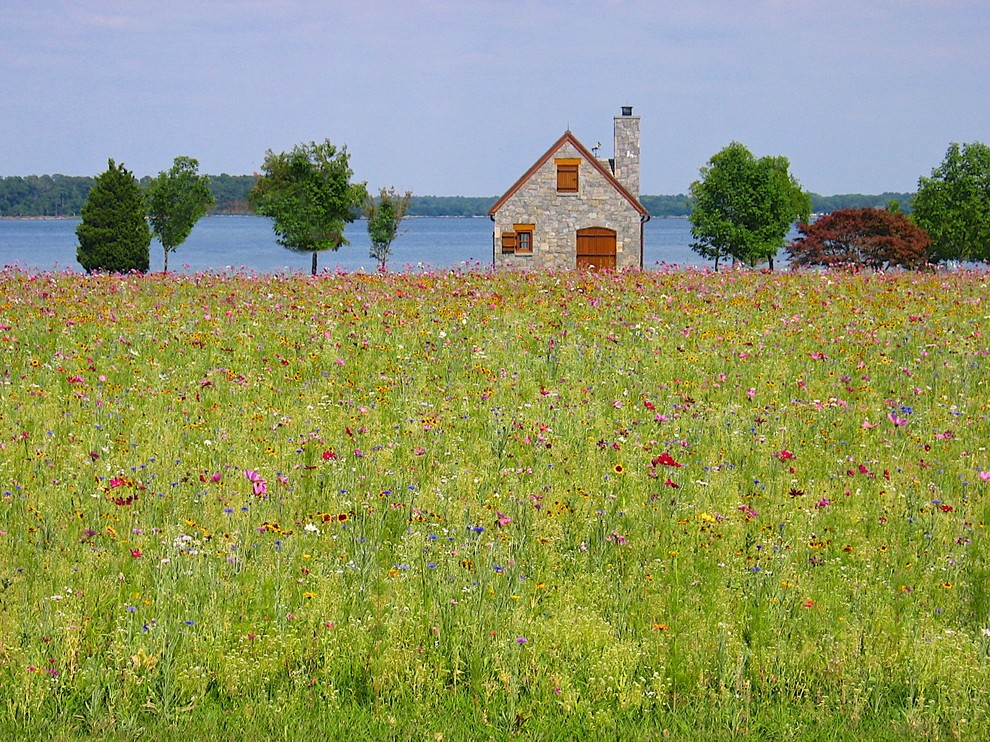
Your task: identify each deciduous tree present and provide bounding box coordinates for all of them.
[76,159,151,273]
[147,156,215,272]
[365,186,412,271]
[912,142,990,263]
[689,142,810,270]
[788,208,930,270]
[249,140,367,275]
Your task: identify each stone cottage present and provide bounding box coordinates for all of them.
[488,106,650,270]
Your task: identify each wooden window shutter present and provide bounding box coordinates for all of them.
[557,162,579,193]
[501,231,518,253]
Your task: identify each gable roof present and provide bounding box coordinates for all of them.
[488,130,649,218]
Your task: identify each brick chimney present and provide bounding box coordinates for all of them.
[613,106,640,197]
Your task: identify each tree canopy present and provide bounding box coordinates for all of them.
[689,142,810,270]
[912,142,990,263]
[365,187,412,271]
[787,208,930,270]
[75,160,151,274]
[146,156,215,272]
[249,140,367,275]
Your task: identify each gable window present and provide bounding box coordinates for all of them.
[556,159,580,193]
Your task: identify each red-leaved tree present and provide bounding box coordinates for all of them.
[788,208,931,270]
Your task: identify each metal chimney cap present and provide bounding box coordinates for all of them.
[621,106,633,116]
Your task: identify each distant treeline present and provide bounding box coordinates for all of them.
[640,193,916,217]
[0,174,257,217]
[0,174,914,218]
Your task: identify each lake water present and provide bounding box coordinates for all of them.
[0,215,714,274]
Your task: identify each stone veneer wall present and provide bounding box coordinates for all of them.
[613,114,640,197]
[493,141,643,270]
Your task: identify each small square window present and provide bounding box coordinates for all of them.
[516,229,532,254]
[512,224,534,255]
[517,231,532,254]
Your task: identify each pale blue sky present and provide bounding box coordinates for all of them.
[1,1,987,196]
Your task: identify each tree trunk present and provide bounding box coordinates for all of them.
[163,246,169,273]
[311,251,318,276]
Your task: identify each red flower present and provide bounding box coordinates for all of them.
[775,450,795,461]
[130,549,142,558]
[652,453,682,468]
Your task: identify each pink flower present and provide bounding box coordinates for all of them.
[496,512,512,527]
[737,504,758,519]
[244,469,267,496]
[861,420,878,429]
[978,471,990,482]
[887,412,908,427]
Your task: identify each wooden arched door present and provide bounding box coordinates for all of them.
[576,227,616,270]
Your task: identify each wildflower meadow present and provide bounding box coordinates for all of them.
[2,266,990,739]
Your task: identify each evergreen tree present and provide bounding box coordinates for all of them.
[76,160,151,273]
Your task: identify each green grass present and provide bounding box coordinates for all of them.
[2,266,990,739]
